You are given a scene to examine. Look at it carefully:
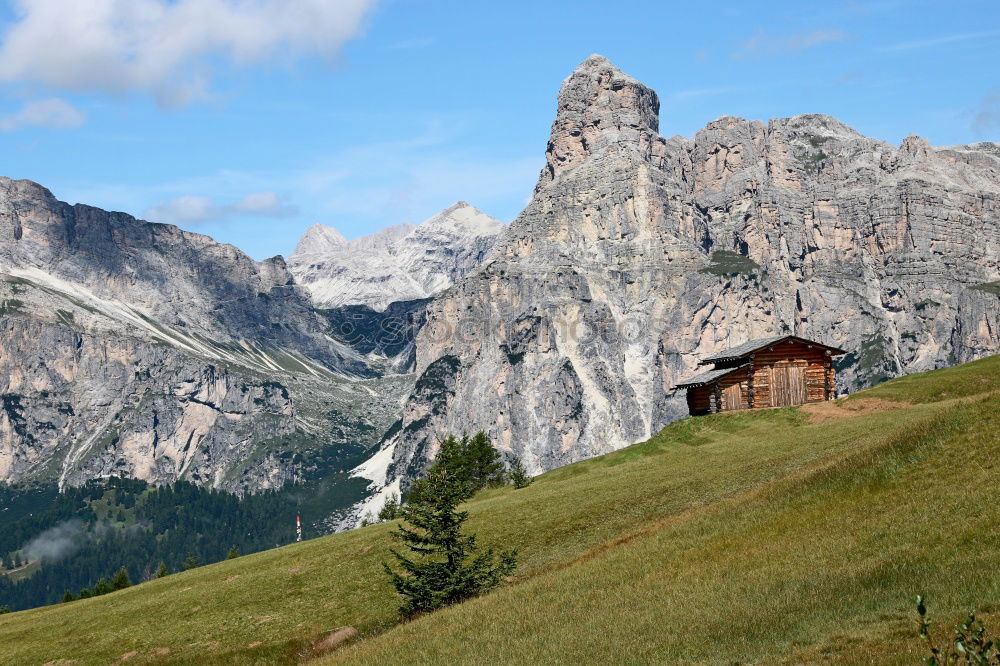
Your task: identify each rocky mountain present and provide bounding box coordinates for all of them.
[3,55,998,532]
[358,54,999,509]
[0,177,411,500]
[288,202,504,311]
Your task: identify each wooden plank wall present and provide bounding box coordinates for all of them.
[718,373,750,410]
[684,340,838,416]
[748,341,833,409]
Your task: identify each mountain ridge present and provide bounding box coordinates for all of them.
[0,176,411,499]
[363,54,999,511]
[288,201,504,311]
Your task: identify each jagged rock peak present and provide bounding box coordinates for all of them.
[422,201,505,236]
[287,202,505,310]
[900,134,932,159]
[293,223,348,257]
[536,55,661,191]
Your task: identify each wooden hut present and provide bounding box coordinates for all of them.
[675,335,846,416]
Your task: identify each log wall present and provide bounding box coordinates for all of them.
[683,340,839,416]
[748,340,833,409]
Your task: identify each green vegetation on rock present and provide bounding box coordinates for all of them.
[699,250,760,277]
[970,280,1000,296]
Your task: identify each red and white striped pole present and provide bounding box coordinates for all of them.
[296,514,302,542]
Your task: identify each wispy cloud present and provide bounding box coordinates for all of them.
[145,191,297,225]
[0,97,85,131]
[737,29,848,59]
[58,120,540,257]
[0,0,376,107]
[880,29,1000,52]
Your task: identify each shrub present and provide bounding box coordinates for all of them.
[916,595,998,664]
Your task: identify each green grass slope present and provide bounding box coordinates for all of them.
[1,356,998,665]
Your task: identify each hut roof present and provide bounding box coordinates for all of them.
[697,335,847,365]
[674,363,750,389]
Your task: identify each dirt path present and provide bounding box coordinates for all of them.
[800,397,909,424]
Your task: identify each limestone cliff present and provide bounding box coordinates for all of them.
[0,178,410,493]
[372,55,999,494]
[289,202,504,311]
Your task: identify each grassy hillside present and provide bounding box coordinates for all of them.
[1,356,997,665]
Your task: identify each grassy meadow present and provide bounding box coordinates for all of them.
[1,355,997,665]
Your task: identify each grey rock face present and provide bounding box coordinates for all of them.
[380,54,1000,488]
[0,178,411,492]
[288,202,504,311]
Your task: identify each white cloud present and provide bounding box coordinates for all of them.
[145,191,297,225]
[0,97,85,131]
[737,29,848,59]
[881,29,1000,53]
[0,0,376,106]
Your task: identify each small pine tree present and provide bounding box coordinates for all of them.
[383,469,516,617]
[181,555,199,571]
[12,553,21,568]
[226,547,239,560]
[0,605,10,614]
[464,431,507,489]
[359,512,375,528]
[156,562,168,578]
[93,578,112,596]
[377,493,401,521]
[2,553,11,570]
[78,588,92,599]
[62,590,75,603]
[431,431,506,499]
[110,567,131,591]
[508,455,532,489]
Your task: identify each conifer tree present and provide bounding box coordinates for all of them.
[78,588,91,599]
[12,553,21,568]
[110,567,131,591]
[62,590,75,603]
[0,605,10,614]
[431,432,506,499]
[181,555,199,571]
[226,547,239,560]
[156,562,168,578]
[508,455,532,489]
[93,578,111,596]
[377,493,401,521]
[2,553,11,570]
[383,469,516,617]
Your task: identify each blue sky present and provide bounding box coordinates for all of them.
[0,0,997,260]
